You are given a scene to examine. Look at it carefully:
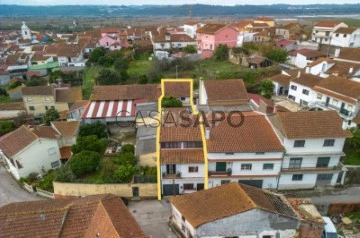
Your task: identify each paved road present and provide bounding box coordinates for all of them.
[128,200,177,238]
[0,164,43,206]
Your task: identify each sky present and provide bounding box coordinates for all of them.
[1,0,360,5]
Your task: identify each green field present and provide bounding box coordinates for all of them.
[83,65,103,99]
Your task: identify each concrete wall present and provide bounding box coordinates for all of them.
[53,182,157,198]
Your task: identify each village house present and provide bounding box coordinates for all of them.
[67,100,89,121]
[233,20,258,46]
[198,79,251,111]
[182,21,205,39]
[196,24,238,58]
[0,102,26,119]
[164,81,191,105]
[288,49,326,68]
[152,33,196,52]
[268,111,351,190]
[287,71,323,107]
[170,182,325,238]
[330,27,360,48]
[254,16,275,27]
[0,194,147,238]
[312,21,348,44]
[0,125,62,180]
[21,85,82,118]
[274,39,298,52]
[311,76,360,129]
[51,121,80,161]
[275,22,304,40]
[206,111,285,189]
[334,47,360,65]
[270,69,301,96]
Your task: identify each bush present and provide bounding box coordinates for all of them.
[98,55,115,67]
[0,120,16,136]
[183,45,197,54]
[55,166,75,182]
[72,135,108,154]
[113,152,137,166]
[265,49,288,63]
[89,47,106,62]
[42,108,60,126]
[69,150,101,177]
[0,88,8,96]
[112,164,138,183]
[96,68,121,85]
[8,80,22,90]
[259,79,275,99]
[25,76,47,86]
[78,121,107,139]
[137,74,148,84]
[114,58,129,71]
[213,44,229,60]
[162,96,182,107]
[121,144,135,154]
[35,170,56,192]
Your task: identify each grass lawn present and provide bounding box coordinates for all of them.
[127,60,152,76]
[83,65,103,99]
[0,95,10,103]
[82,156,119,184]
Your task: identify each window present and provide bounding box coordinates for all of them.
[256,152,265,155]
[316,157,330,168]
[51,106,55,109]
[333,99,339,106]
[323,139,335,147]
[221,180,231,185]
[183,141,202,148]
[335,33,339,37]
[188,166,198,173]
[294,140,305,147]
[290,85,297,91]
[289,158,302,169]
[225,152,234,155]
[29,106,35,111]
[344,34,347,38]
[288,95,295,101]
[302,89,309,95]
[45,106,49,110]
[263,163,274,170]
[183,184,194,190]
[51,160,60,168]
[317,94,322,99]
[180,97,185,101]
[241,164,252,170]
[292,174,303,181]
[166,164,176,174]
[161,142,181,148]
[48,147,56,155]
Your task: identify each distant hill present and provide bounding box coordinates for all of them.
[1,4,360,17]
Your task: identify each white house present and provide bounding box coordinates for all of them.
[334,47,360,65]
[67,100,89,121]
[312,21,348,44]
[206,112,285,189]
[330,27,360,48]
[170,182,325,238]
[287,71,323,107]
[0,125,61,180]
[182,21,204,39]
[288,49,326,68]
[268,111,351,190]
[51,121,80,161]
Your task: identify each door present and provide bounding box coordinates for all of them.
[216,162,226,172]
[239,180,263,188]
[132,187,139,197]
[325,97,330,107]
[197,183,204,191]
[340,102,345,110]
[316,173,333,186]
[163,184,179,196]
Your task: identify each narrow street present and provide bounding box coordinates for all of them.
[0,164,43,206]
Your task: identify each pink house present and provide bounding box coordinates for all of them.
[196,24,238,58]
[98,35,120,49]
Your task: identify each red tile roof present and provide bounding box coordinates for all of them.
[60,146,72,159]
[160,149,204,164]
[164,81,191,98]
[204,79,248,102]
[51,121,80,137]
[315,21,341,28]
[0,125,37,157]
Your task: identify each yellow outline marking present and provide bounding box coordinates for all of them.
[157,79,208,200]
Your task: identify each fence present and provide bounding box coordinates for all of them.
[22,182,55,199]
[23,182,34,193]
[53,182,157,198]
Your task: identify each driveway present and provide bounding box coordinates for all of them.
[0,163,43,206]
[128,200,176,238]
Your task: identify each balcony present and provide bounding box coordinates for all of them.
[308,101,354,120]
[208,168,232,177]
[281,165,341,173]
[162,172,181,179]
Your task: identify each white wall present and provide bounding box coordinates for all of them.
[287,81,316,106]
[198,79,208,105]
[208,177,278,189]
[294,53,308,68]
[284,138,345,154]
[331,29,360,48]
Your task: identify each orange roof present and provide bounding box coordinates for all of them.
[51,121,80,137]
[160,149,204,164]
[197,24,234,34]
[164,81,191,98]
[204,79,248,102]
[206,112,284,153]
[170,182,298,228]
[0,125,37,157]
[315,21,341,28]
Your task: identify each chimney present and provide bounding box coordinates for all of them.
[334,48,341,58]
[349,67,354,75]
[205,127,210,140]
[305,67,310,74]
[297,70,301,78]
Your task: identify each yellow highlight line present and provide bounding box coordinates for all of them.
[157,79,209,200]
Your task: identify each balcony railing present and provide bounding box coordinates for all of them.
[208,168,232,177]
[281,165,341,173]
[308,101,353,119]
[162,172,181,179]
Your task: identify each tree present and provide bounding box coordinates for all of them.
[89,47,106,63]
[0,121,16,136]
[69,150,100,177]
[78,121,107,138]
[137,74,148,84]
[121,144,135,154]
[213,44,229,60]
[183,45,197,54]
[55,166,75,182]
[259,79,274,99]
[119,69,129,83]
[0,88,8,96]
[96,69,121,85]
[42,108,59,126]
[265,49,288,63]
[98,55,115,67]
[161,96,182,107]
[72,135,107,154]
[8,80,22,90]
[113,152,137,166]
[112,164,138,183]
[114,58,129,71]
[26,76,47,86]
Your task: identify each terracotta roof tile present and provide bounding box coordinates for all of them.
[60,146,72,159]
[164,81,191,98]
[204,79,248,102]
[32,126,59,139]
[0,125,38,157]
[308,57,335,67]
[270,73,291,86]
[170,182,297,228]
[197,24,228,34]
[21,86,54,96]
[160,149,204,164]
[51,121,80,136]
[337,47,360,62]
[325,61,360,77]
[315,21,342,28]
[56,87,82,103]
[68,100,89,112]
[0,102,25,111]
[206,112,284,153]
[271,111,351,139]
[313,76,360,103]
[291,73,323,88]
[334,27,358,34]
[90,84,160,101]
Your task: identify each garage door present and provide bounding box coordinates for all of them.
[316,173,333,186]
[239,180,263,188]
[163,184,180,196]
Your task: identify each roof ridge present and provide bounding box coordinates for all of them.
[99,199,121,238]
[236,183,257,208]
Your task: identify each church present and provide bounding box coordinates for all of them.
[21,21,32,40]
